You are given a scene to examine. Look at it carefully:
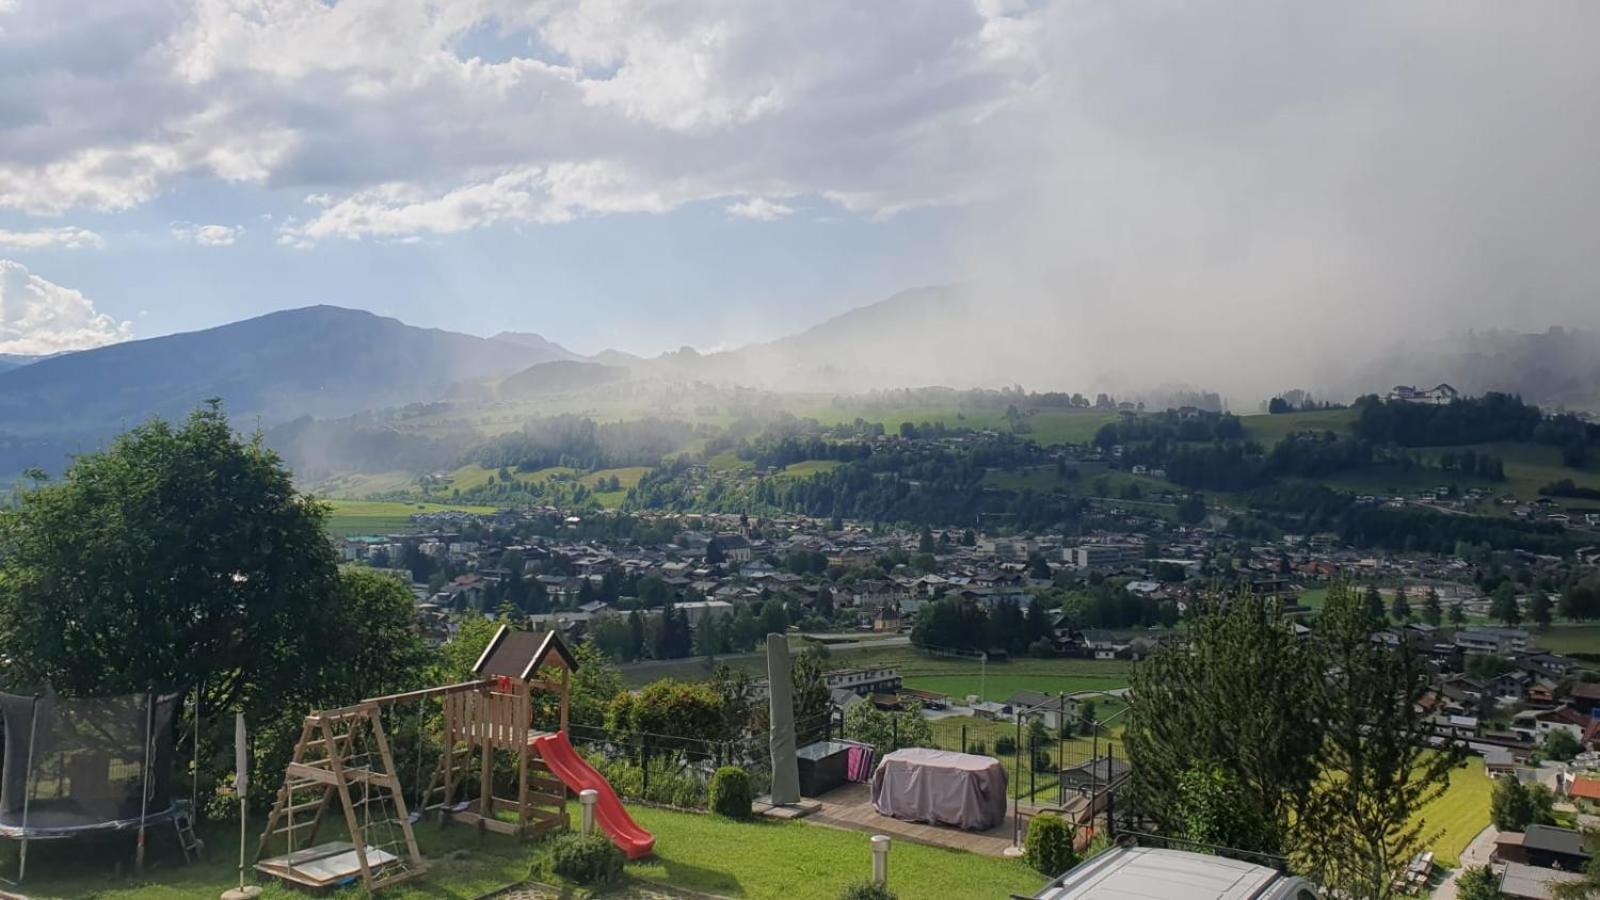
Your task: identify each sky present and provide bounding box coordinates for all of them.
[1,1,1598,393]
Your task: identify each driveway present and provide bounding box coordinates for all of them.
[1432,825,1499,900]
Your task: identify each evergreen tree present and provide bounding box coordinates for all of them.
[1125,590,1323,853]
[1296,585,1464,898]
[705,537,725,566]
[1529,591,1553,629]
[1389,587,1412,623]
[1449,600,1467,627]
[1024,598,1051,645]
[1490,582,1521,626]
[1365,583,1386,623]
[1422,588,1443,627]
[918,524,935,554]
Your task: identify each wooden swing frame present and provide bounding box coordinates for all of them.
[254,627,576,893]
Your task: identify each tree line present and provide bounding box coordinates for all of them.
[1126,585,1462,898]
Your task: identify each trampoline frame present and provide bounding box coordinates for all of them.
[0,691,183,886]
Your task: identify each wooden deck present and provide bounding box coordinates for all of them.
[799,783,1021,856]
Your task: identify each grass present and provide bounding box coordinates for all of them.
[1296,587,1330,610]
[903,673,1129,704]
[1532,624,1600,656]
[582,466,651,509]
[708,451,755,473]
[772,459,841,479]
[1413,756,1493,867]
[627,805,1045,899]
[7,813,537,899]
[9,805,1045,900]
[1238,408,1358,444]
[322,499,501,535]
[623,642,1133,693]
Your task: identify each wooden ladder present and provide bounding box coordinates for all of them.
[255,704,426,892]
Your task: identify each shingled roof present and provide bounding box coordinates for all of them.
[472,626,579,680]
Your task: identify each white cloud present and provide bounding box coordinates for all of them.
[0,260,132,354]
[170,222,243,246]
[0,226,104,250]
[0,0,1036,238]
[725,197,793,221]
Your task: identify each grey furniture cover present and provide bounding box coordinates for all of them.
[871,748,1008,830]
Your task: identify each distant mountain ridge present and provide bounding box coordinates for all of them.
[490,331,582,361]
[0,305,559,439]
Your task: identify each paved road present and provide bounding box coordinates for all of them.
[1432,825,1499,900]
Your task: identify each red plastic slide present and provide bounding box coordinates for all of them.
[533,732,656,860]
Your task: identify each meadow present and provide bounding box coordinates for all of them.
[321,499,500,535]
[1411,756,1493,867]
[1531,623,1600,656]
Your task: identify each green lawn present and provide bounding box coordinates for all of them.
[626,643,1133,694]
[904,673,1129,704]
[772,459,842,479]
[1239,408,1358,445]
[1533,624,1600,656]
[5,813,536,899]
[628,806,1045,899]
[9,805,1045,900]
[1412,756,1493,867]
[583,466,651,509]
[322,499,501,535]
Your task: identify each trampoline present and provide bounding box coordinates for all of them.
[0,690,186,881]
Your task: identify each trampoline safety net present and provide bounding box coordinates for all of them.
[0,691,180,838]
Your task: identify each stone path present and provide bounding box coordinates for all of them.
[1431,825,1499,900]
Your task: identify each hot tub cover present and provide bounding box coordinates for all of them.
[871,748,1007,830]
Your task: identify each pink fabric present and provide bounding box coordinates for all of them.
[870,748,1007,830]
[846,743,876,782]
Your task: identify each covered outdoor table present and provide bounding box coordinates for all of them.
[870,748,1008,830]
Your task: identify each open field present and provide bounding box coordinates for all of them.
[622,641,1134,697]
[773,459,842,479]
[1413,756,1493,867]
[322,499,501,535]
[1532,624,1600,656]
[1238,408,1358,444]
[904,673,1129,704]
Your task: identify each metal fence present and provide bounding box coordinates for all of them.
[827,696,1132,843]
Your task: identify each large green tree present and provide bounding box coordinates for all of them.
[0,406,427,804]
[1124,591,1323,853]
[1295,585,1465,899]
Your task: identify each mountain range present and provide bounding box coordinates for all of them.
[1,289,1598,476]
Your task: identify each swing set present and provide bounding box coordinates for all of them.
[254,627,582,893]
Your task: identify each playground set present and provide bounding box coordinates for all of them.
[253,627,655,893]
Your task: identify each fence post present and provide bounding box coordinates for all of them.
[1058,692,1067,808]
[1011,711,1023,850]
[961,724,967,753]
[1105,746,1116,842]
[641,739,650,801]
[1029,733,1036,802]
[892,714,899,751]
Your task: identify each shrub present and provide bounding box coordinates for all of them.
[967,740,987,755]
[709,766,752,819]
[838,880,897,900]
[994,735,1017,756]
[1031,749,1056,773]
[1024,814,1078,876]
[548,832,624,887]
